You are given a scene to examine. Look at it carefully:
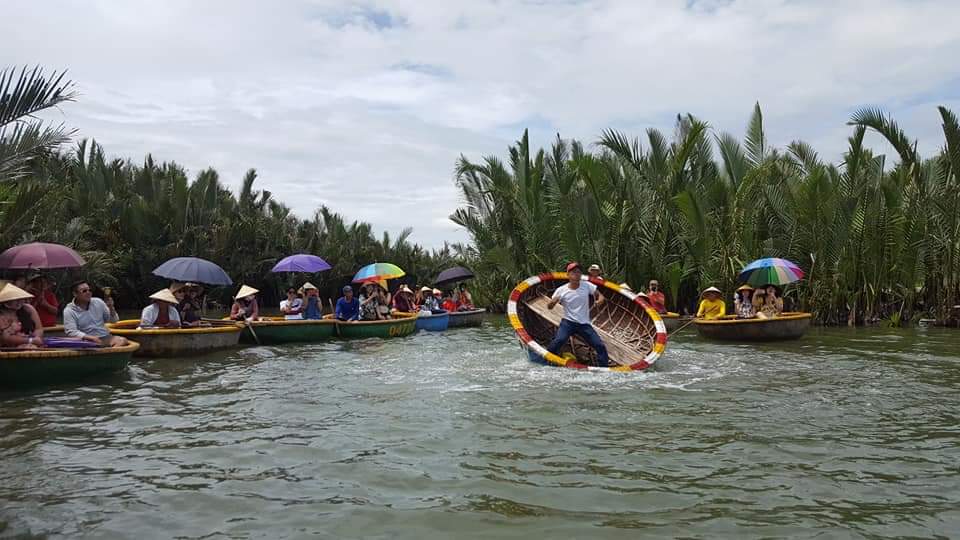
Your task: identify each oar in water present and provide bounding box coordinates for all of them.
[670,317,697,335]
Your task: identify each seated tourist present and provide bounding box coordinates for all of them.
[441,290,457,312]
[359,283,384,321]
[418,286,438,313]
[140,288,182,329]
[377,285,392,319]
[755,285,784,319]
[0,283,44,348]
[335,285,360,321]
[280,287,304,320]
[302,282,322,320]
[63,281,128,347]
[735,285,756,319]
[26,273,59,328]
[392,285,415,313]
[696,286,726,320]
[230,285,260,321]
[456,283,475,311]
[177,284,203,327]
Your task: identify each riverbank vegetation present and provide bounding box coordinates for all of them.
[452,105,960,325]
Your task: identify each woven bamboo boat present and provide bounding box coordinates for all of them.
[238,317,337,345]
[108,320,242,357]
[43,324,66,337]
[415,311,450,332]
[507,273,667,371]
[326,313,419,339]
[0,342,139,388]
[694,312,812,341]
[447,308,485,328]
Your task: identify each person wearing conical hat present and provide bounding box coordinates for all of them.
[696,286,726,320]
[0,283,44,348]
[588,264,602,280]
[230,285,260,321]
[301,282,322,320]
[418,286,439,313]
[280,286,304,320]
[392,285,415,313]
[734,284,757,319]
[140,288,182,329]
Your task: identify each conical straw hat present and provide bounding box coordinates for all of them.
[0,283,34,303]
[235,284,259,299]
[150,288,179,304]
[302,282,318,291]
[701,286,722,297]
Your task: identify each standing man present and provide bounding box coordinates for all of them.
[646,279,667,314]
[63,281,128,347]
[547,262,610,367]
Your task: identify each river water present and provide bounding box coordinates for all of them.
[2,319,959,538]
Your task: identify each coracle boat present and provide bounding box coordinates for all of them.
[238,317,337,345]
[0,342,139,389]
[694,312,812,341]
[414,311,450,332]
[326,312,419,339]
[108,320,243,357]
[447,308,485,328]
[507,273,668,371]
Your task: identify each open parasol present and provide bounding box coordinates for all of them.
[152,257,233,286]
[271,254,332,273]
[0,242,85,269]
[434,266,475,287]
[352,262,405,284]
[738,258,804,287]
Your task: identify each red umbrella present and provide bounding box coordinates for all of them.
[0,242,86,269]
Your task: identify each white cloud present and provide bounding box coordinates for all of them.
[3,0,959,247]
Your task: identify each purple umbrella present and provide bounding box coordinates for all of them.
[271,254,332,273]
[0,242,86,269]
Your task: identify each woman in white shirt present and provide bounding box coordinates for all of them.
[280,287,304,320]
[140,289,181,329]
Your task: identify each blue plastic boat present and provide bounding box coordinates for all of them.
[415,310,450,332]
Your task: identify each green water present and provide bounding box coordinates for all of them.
[2,320,959,538]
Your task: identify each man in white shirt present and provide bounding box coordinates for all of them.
[280,287,304,320]
[547,262,609,367]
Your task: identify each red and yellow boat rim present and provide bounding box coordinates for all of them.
[506,272,667,372]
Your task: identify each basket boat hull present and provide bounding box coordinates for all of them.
[240,318,337,345]
[507,273,667,371]
[415,311,450,332]
[109,320,242,356]
[447,309,485,328]
[0,342,139,389]
[694,312,812,341]
[335,314,418,339]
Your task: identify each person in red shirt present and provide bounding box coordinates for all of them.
[27,274,59,328]
[440,291,457,312]
[646,279,667,314]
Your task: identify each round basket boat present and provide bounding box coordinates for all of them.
[507,273,667,371]
[447,308,485,328]
[326,313,419,339]
[43,324,66,337]
[694,312,812,341]
[0,341,139,389]
[108,320,242,357]
[414,311,450,332]
[239,317,337,345]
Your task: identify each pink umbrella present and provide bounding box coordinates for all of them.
[0,242,86,269]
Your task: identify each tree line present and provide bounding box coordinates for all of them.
[451,104,960,325]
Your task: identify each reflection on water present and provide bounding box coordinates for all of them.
[2,320,960,538]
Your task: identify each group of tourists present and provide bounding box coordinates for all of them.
[696,284,784,320]
[334,282,475,321]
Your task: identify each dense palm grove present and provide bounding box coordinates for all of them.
[452,105,960,325]
[0,67,459,309]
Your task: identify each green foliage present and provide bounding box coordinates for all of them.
[454,106,960,324]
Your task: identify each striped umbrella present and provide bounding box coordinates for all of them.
[738,258,804,287]
[352,262,405,284]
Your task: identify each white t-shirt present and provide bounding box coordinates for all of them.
[280,298,304,320]
[552,281,597,324]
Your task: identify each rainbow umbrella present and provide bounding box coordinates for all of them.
[352,262,405,284]
[738,258,804,287]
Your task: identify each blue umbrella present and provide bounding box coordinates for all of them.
[152,257,233,286]
[270,253,332,273]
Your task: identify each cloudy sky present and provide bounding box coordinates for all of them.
[4,0,960,247]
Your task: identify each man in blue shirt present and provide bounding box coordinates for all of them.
[335,285,360,321]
